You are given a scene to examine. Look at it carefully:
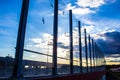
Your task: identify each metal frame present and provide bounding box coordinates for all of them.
[6,0,106,79]
[92,39,96,71]
[78,21,82,73]
[88,35,92,72]
[84,29,88,72]
[52,0,58,75]
[69,10,73,74]
[12,0,29,79]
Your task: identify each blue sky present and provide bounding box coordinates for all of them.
[0,0,120,65]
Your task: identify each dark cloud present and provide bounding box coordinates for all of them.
[57,42,69,49]
[109,60,120,62]
[104,0,116,3]
[106,54,120,58]
[96,31,120,56]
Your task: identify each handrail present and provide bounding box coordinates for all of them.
[23,49,79,62]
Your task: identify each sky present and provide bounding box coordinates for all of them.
[0,0,120,65]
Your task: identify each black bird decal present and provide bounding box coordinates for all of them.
[50,3,53,8]
[42,17,45,24]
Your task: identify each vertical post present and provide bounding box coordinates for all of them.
[92,39,95,71]
[104,58,106,69]
[52,0,58,75]
[94,42,97,71]
[88,35,92,72]
[84,29,88,72]
[69,10,73,74]
[12,0,29,79]
[78,21,82,73]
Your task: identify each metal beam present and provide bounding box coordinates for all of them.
[92,39,96,71]
[84,29,88,72]
[12,0,29,79]
[52,0,58,75]
[88,35,92,72]
[94,42,98,71]
[69,10,73,74]
[78,21,82,73]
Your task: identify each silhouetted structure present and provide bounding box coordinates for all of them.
[0,0,106,80]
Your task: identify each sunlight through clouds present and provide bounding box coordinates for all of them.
[23,0,120,65]
[65,3,76,10]
[0,0,119,66]
[76,0,105,8]
[65,3,96,15]
[72,8,96,15]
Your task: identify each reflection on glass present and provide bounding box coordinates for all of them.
[72,15,80,73]
[23,0,54,77]
[23,51,52,77]
[57,0,70,75]
[0,0,106,79]
[0,0,22,78]
[57,58,70,74]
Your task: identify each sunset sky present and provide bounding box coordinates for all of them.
[0,0,120,65]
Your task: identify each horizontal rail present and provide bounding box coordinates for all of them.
[23,49,79,62]
[24,49,52,57]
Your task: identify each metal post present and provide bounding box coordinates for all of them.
[88,35,92,72]
[52,0,58,75]
[94,42,98,71]
[12,0,29,79]
[69,10,73,74]
[84,29,88,72]
[78,21,82,73]
[92,39,95,71]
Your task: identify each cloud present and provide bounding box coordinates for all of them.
[106,54,120,58]
[104,0,117,3]
[109,60,120,62]
[64,0,117,16]
[65,3,96,15]
[72,7,96,15]
[79,18,120,37]
[0,14,19,36]
[27,30,88,58]
[63,0,118,33]
[62,1,120,39]
[76,0,105,8]
[92,18,120,31]
[58,33,70,46]
[30,38,42,44]
[57,42,69,49]
[105,54,120,64]
[0,29,9,35]
[96,31,120,55]
[82,19,95,25]
[0,14,18,28]
[65,3,76,10]
[25,33,53,54]
[82,25,94,33]
[30,10,53,17]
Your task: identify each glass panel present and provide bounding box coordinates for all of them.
[23,51,52,77]
[81,28,87,73]
[86,34,91,72]
[72,15,80,73]
[0,0,22,78]
[57,0,70,74]
[57,58,70,74]
[23,0,54,77]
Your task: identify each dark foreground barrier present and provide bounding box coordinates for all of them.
[106,70,120,80]
[26,70,105,80]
